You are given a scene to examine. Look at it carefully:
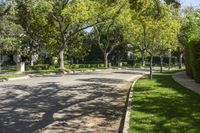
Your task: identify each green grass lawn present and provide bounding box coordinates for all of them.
[0,73,26,79]
[130,75,200,133]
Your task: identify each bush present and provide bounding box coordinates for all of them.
[70,64,105,69]
[52,57,58,65]
[122,62,128,66]
[185,45,193,77]
[26,64,49,71]
[2,60,16,66]
[134,63,142,68]
[49,65,56,70]
[189,40,200,83]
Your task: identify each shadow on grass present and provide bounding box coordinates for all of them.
[0,78,128,133]
[130,75,200,133]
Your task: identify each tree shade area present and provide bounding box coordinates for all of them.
[0,0,198,80]
[130,75,200,132]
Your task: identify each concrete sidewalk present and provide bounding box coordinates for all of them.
[173,72,200,95]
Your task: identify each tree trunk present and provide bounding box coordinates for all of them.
[0,63,1,73]
[58,47,65,70]
[29,43,34,66]
[58,21,67,70]
[179,53,183,69]
[29,54,34,66]
[150,55,153,80]
[104,53,108,68]
[16,54,23,72]
[160,56,163,73]
[141,52,145,67]
[168,50,172,70]
[0,54,2,73]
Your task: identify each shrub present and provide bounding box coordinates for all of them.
[70,64,105,69]
[189,40,200,83]
[134,63,142,68]
[49,65,56,70]
[52,57,58,65]
[26,64,49,71]
[122,62,128,66]
[185,45,193,77]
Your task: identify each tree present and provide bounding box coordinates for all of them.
[66,32,91,64]
[15,0,52,66]
[93,26,124,68]
[91,0,131,68]
[156,9,181,72]
[127,0,181,79]
[0,1,11,17]
[0,14,23,72]
[45,0,97,69]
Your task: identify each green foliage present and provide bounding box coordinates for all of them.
[26,64,50,71]
[189,40,200,83]
[15,0,52,55]
[0,15,23,54]
[70,64,105,69]
[179,9,200,82]
[0,0,186,74]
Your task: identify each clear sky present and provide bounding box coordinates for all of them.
[181,0,200,8]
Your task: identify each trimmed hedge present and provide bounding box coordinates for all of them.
[70,64,105,69]
[189,40,200,83]
[185,45,193,78]
[26,64,50,71]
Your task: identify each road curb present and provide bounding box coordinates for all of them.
[8,76,30,81]
[0,76,30,82]
[121,75,143,133]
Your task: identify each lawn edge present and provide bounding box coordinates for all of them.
[122,75,143,133]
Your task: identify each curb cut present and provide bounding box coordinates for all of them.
[121,75,143,133]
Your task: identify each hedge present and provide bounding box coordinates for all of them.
[70,64,105,69]
[189,40,200,83]
[26,64,50,71]
[185,45,193,78]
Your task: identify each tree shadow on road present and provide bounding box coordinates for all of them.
[0,78,128,133]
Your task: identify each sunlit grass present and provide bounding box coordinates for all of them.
[129,75,200,133]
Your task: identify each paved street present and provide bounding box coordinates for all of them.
[0,69,145,133]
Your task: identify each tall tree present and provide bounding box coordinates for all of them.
[15,0,52,66]
[46,0,97,69]
[0,13,23,72]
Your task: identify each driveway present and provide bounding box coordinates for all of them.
[0,69,145,133]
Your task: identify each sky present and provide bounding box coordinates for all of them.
[181,0,200,8]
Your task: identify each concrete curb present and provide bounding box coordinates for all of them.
[122,75,143,133]
[1,69,106,82]
[8,76,30,81]
[0,76,30,82]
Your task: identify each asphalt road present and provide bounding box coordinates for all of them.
[0,69,145,133]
